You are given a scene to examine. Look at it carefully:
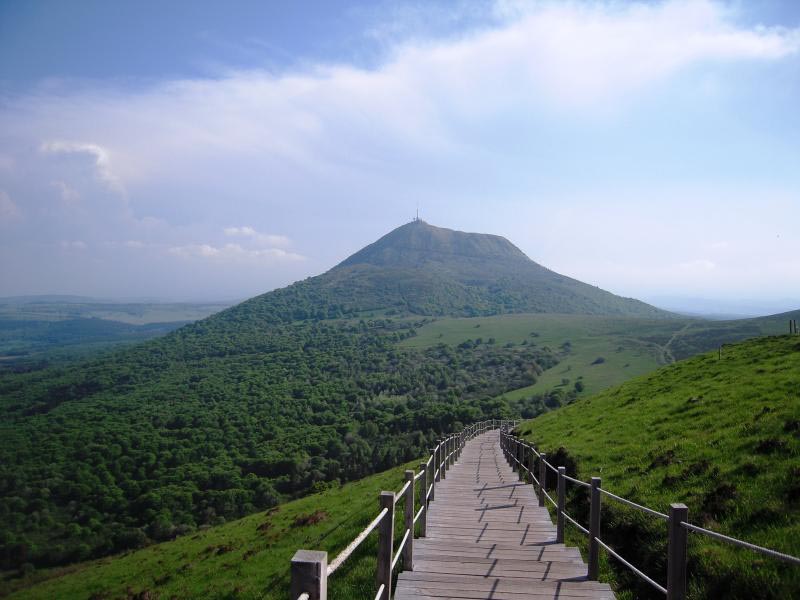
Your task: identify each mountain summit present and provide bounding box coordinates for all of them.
[340,220,529,268]
[282,220,671,318]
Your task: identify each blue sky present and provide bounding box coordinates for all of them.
[1,0,799,307]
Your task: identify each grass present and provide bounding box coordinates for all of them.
[5,461,421,600]
[399,311,795,400]
[516,334,800,599]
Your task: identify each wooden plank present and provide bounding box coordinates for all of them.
[394,431,615,600]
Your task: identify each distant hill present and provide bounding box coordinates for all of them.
[518,334,800,599]
[306,220,672,318]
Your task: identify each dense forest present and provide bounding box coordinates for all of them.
[0,304,559,572]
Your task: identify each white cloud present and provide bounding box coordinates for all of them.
[168,243,304,262]
[0,191,21,221]
[61,240,88,250]
[223,226,291,247]
[40,141,123,193]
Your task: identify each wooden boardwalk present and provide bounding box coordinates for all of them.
[394,431,615,600]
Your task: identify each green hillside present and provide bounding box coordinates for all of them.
[401,310,796,405]
[5,460,416,599]
[517,334,800,599]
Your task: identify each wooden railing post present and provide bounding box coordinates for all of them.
[588,477,601,580]
[511,437,518,473]
[404,470,414,570]
[667,503,689,600]
[377,491,394,600]
[438,439,445,481]
[291,550,328,600]
[518,441,525,482]
[449,435,455,467]
[418,462,428,537]
[538,452,547,507]
[527,445,536,490]
[428,448,436,501]
[556,466,566,543]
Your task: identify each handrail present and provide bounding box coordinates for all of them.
[391,528,410,570]
[681,522,800,565]
[413,504,425,524]
[595,536,668,595]
[395,480,410,502]
[563,473,590,489]
[499,427,800,600]
[599,487,668,520]
[561,509,589,536]
[327,507,388,575]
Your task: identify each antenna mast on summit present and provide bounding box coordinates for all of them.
[415,202,419,222]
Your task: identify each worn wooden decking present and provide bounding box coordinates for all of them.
[394,431,615,600]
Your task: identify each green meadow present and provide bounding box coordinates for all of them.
[400,312,793,399]
[517,334,800,599]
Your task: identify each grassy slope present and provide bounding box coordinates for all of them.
[517,334,800,599]
[400,312,794,398]
[6,461,418,600]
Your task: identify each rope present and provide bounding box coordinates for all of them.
[599,488,668,520]
[391,529,411,570]
[681,522,800,565]
[327,507,388,575]
[594,537,667,595]
[561,510,589,536]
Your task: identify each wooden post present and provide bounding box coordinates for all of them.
[404,470,414,570]
[527,446,536,491]
[538,452,547,507]
[667,503,689,600]
[419,462,428,537]
[428,449,436,501]
[376,491,394,600]
[291,550,328,600]
[588,477,601,580]
[450,435,455,466]
[518,442,525,482]
[556,466,566,543]
[511,437,518,473]
[438,439,445,481]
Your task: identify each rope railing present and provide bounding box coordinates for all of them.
[499,427,800,600]
[561,509,590,536]
[681,522,800,566]
[563,472,590,489]
[290,418,510,600]
[327,507,388,575]
[594,536,668,595]
[600,487,668,521]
